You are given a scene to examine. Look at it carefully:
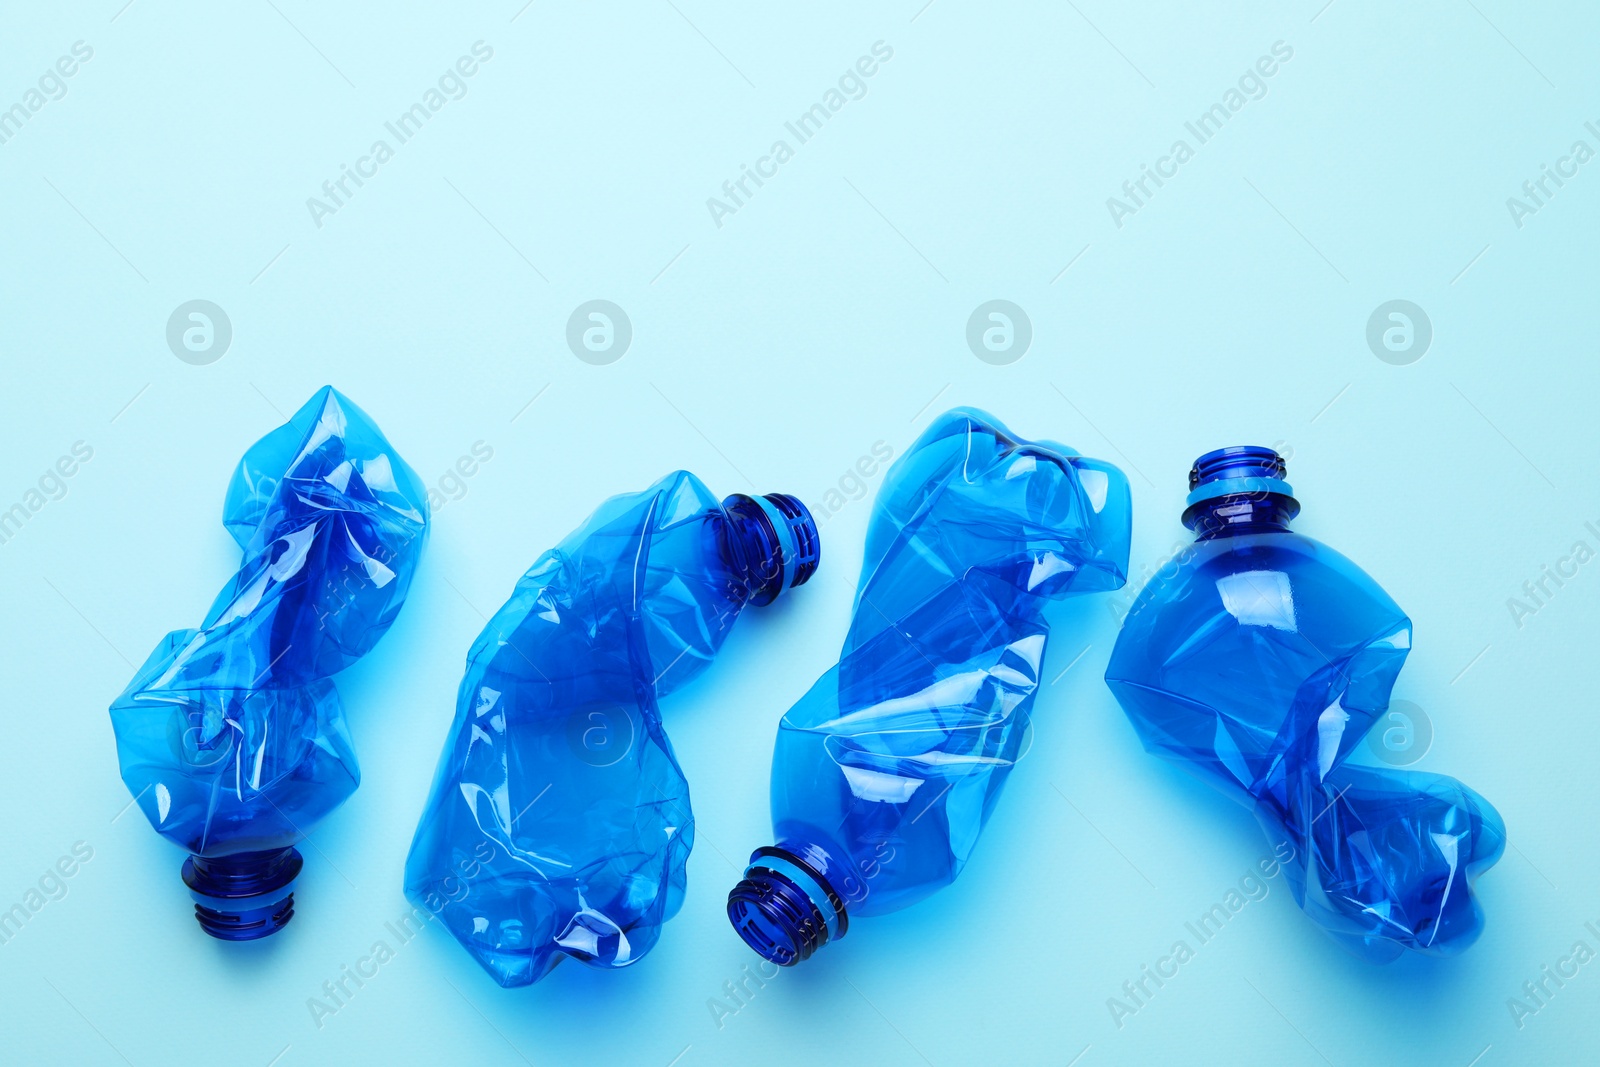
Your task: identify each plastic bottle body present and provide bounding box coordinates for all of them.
[109,387,429,939]
[729,409,1131,964]
[765,577,1046,920]
[1108,531,1413,804]
[405,473,817,987]
[1105,449,1505,960]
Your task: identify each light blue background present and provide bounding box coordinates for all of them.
[1,2,1596,1064]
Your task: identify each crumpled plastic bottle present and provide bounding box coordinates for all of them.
[1104,446,1506,960]
[405,473,819,987]
[726,408,1131,965]
[109,386,430,940]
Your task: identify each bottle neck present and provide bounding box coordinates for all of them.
[720,494,820,606]
[727,845,849,966]
[1182,446,1300,540]
[181,847,303,941]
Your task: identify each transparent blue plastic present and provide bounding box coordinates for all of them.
[405,473,819,987]
[1105,446,1506,961]
[727,409,1132,965]
[109,386,430,940]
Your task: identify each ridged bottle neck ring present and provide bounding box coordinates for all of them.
[727,846,847,966]
[1181,446,1299,537]
[181,847,303,941]
[721,494,820,605]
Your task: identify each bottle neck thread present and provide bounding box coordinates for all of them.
[1181,446,1300,539]
[181,847,303,941]
[727,846,848,966]
[720,494,820,605]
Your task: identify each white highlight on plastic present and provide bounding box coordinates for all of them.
[1316,701,1348,781]
[1078,466,1110,511]
[1215,570,1297,631]
[841,764,924,803]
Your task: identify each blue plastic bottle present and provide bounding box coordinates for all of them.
[726,409,1131,965]
[405,473,819,987]
[109,387,430,940]
[1104,447,1506,960]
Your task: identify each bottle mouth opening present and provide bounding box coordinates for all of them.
[182,847,303,941]
[721,494,821,605]
[1189,445,1288,489]
[727,871,826,966]
[727,847,847,966]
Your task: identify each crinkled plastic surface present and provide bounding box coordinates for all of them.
[1105,478,1506,961]
[729,408,1131,963]
[405,472,814,987]
[109,386,430,857]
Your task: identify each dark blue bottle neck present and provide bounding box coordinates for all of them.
[1180,446,1300,540]
[182,847,303,941]
[727,845,849,966]
[720,494,820,605]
